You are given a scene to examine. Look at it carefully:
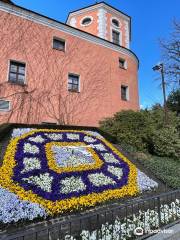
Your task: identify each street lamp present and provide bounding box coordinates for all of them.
[152,63,168,124]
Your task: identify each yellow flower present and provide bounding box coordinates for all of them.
[0,129,139,215]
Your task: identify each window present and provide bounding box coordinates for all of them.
[112,30,120,45]
[9,61,26,85]
[121,85,128,101]
[53,38,65,51]
[0,100,10,111]
[68,74,80,92]
[81,17,92,26]
[119,58,127,69]
[112,19,119,27]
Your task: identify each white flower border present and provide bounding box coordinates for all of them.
[138,170,158,192]
[0,186,46,223]
[66,199,180,240]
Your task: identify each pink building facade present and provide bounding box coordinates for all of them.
[0,0,139,126]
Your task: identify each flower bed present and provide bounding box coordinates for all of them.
[66,199,180,240]
[0,128,158,224]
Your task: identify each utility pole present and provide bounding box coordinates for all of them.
[152,63,168,124]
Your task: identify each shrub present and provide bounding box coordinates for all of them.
[99,108,179,154]
[151,126,180,159]
[167,89,180,116]
[100,110,152,151]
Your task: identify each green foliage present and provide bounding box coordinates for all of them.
[99,108,179,154]
[151,127,180,159]
[138,155,180,189]
[100,107,180,188]
[167,89,180,115]
[100,110,151,151]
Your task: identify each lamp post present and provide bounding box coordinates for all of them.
[152,63,168,124]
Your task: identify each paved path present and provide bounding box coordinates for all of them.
[147,223,180,240]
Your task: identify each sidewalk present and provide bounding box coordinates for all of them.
[147,223,180,240]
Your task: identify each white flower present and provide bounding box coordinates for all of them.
[102,153,119,164]
[90,144,106,151]
[84,131,105,139]
[108,166,123,180]
[60,176,86,194]
[88,173,115,187]
[23,143,39,154]
[29,135,45,143]
[137,170,158,192]
[22,157,41,173]
[68,199,180,240]
[52,146,94,167]
[84,136,96,143]
[65,236,76,240]
[23,173,53,192]
[11,128,34,138]
[66,133,80,140]
[45,133,63,140]
[0,186,47,224]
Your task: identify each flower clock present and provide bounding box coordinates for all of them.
[0,129,156,219]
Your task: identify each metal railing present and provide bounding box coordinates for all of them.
[1,189,180,240]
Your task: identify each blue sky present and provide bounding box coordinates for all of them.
[13,0,179,109]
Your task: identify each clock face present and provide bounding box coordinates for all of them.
[1,129,138,214]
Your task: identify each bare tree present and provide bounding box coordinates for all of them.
[159,19,180,87]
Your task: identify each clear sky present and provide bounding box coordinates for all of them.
[13,0,180,109]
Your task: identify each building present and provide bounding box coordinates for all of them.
[0,0,139,126]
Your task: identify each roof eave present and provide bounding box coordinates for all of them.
[66,2,131,41]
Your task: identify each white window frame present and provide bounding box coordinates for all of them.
[67,73,80,93]
[80,16,93,27]
[111,17,121,29]
[52,37,66,52]
[0,99,11,112]
[8,59,27,85]
[121,85,129,101]
[111,27,122,46]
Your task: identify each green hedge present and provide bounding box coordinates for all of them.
[100,108,179,157]
[151,126,180,159]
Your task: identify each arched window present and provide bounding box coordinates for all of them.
[112,18,120,27]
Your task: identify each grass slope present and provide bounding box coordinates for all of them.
[137,154,180,189]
